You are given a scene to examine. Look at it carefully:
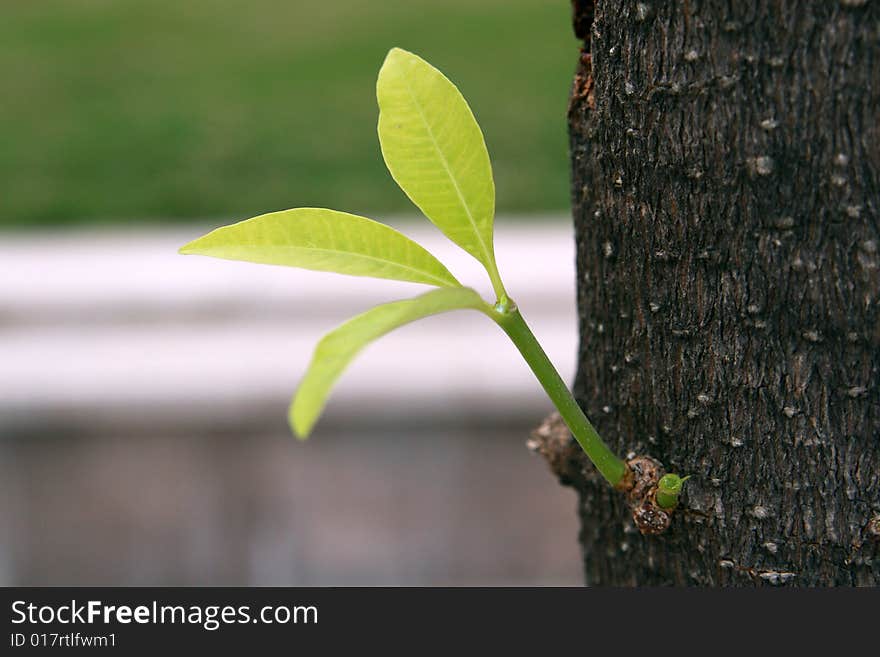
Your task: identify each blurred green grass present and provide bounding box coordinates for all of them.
[1,0,577,227]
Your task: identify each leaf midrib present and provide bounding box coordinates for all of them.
[399,73,494,269]
[208,243,458,287]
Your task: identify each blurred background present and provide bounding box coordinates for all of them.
[1,0,584,584]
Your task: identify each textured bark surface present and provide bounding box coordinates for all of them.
[560,0,880,585]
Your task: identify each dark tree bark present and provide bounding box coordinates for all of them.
[557,0,879,585]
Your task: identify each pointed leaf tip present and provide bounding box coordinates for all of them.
[289,406,311,441]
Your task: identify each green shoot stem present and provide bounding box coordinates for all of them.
[485,301,628,487]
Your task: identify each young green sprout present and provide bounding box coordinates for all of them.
[180,47,687,518]
[656,474,691,511]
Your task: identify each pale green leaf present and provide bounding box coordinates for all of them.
[290,286,487,438]
[179,207,460,287]
[377,48,500,280]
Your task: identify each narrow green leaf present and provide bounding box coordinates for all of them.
[179,207,460,287]
[291,286,487,438]
[377,48,502,290]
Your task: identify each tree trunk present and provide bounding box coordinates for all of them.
[559,0,879,585]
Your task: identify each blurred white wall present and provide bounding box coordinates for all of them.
[0,218,578,432]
